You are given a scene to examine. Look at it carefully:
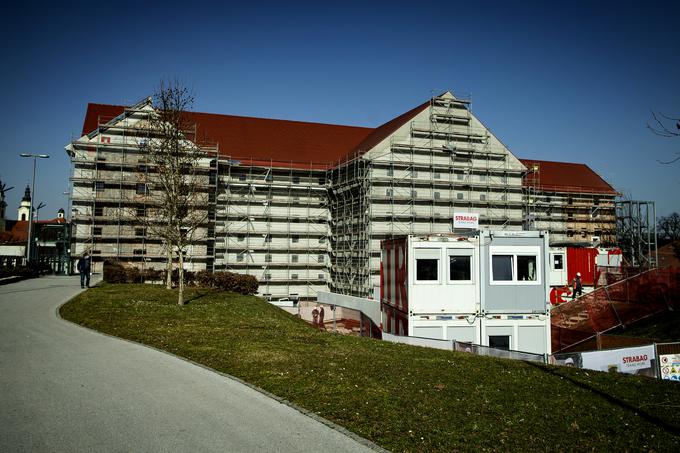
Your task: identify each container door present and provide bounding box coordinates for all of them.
[549,251,567,286]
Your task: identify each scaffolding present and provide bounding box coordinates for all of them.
[67,99,218,273]
[67,92,627,301]
[616,200,657,268]
[216,158,331,301]
[326,92,526,298]
[522,163,618,246]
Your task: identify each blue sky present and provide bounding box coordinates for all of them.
[1,0,678,219]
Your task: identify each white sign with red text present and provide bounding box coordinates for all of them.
[580,345,654,374]
[453,212,479,229]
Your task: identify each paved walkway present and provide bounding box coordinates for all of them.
[0,276,377,452]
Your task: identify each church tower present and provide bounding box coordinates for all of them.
[18,185,31,222]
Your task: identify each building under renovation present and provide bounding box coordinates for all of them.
[67,92,619,300]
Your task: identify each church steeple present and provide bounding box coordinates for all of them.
[18,185,31,222]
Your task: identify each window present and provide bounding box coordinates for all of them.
[136,207,145,217]
[264,234,272,243]
[237,253,244,262]
[411,169,418,178]
[264,273,272,281]
[292,235,299,243]
[517,255,537,281]
[318,273,325,280]
[479,174,487,182]
[434,192,441,200]
[136,183,148,195]
[100,136,110,144]
[133,249,145,255]
[501,194,507,201]
[319,237,326,244]
[135,228,145,237]
[434,172,441,179]
[457,173,464,181]
[291,254,299,263]
[291,273,299,280]
[490,247,541,284]
[449,254,472,281]
[411,190,418,198]
[416,259,438,281]
[553,254,564,270]
[265,254,272,262]
[237,234,245,242]
[318,254,324,263]
[92,227,102,236]
[387,166,394,177]
[265,173,273,183]
[386,188,393,197]
[457,193,464,200]
[137,163,147,172]
[492,255,514,281]
[94,181,105,192]
[489,335,510,350]
[94,206,104,217]
[500,175,507,184]
[480,194,486,201]
[318,177,325,186]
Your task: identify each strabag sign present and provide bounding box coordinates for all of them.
[453,212,479,229]
[580,345,654,374]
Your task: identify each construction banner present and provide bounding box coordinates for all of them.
[659,354,680,381]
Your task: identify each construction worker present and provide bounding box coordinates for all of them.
[571,272,583,300]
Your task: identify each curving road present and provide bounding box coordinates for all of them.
[0,276,378,452]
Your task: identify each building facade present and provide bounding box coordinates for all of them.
[67,92,618,300]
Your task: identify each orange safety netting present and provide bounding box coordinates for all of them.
[551,268,680,352]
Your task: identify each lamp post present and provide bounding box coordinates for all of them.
[19,153,50,263]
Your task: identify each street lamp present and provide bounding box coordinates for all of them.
[19,153,50,263]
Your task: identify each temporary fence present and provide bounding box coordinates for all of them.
[381,332,547,363]
[551,268,680,353]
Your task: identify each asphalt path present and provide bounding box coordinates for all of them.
[0,276,378,452]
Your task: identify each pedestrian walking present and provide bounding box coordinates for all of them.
[318,305,325,328]
[571,272,582,300]
[77,252,91,288]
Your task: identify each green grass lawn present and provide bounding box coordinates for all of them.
[60,284,680,452]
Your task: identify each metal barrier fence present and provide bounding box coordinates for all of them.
[382,332,547,363]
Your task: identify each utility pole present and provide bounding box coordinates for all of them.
[19,153,50,263]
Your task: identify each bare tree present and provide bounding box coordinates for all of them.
[134,81,212,305]
[658,212,680,243]
[647,111,680,164]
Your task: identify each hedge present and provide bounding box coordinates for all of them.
[0,262,52,280]
[103,260,258,295]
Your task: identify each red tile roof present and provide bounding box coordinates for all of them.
[83,104,374,169]
[520,159,618,195]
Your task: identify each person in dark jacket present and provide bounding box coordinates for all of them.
[571,272,583,300]
[77,252,91,288]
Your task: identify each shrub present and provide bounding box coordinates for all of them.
[103,260,126,283]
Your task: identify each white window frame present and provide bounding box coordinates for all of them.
[447,248,475,285]
[413,248,441,285]
[489,246,541,286]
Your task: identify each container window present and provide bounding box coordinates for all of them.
[553,254,563,270]
[489,335,510,350]
[416,259,439,281]
[517,255,537,281]
[492,255,513,281]
[449,255,471,281]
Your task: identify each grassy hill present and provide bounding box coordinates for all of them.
[60,284,680,452]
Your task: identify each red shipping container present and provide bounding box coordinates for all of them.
[567,247,598,286]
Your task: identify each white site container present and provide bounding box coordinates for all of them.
[381,230,551,355]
